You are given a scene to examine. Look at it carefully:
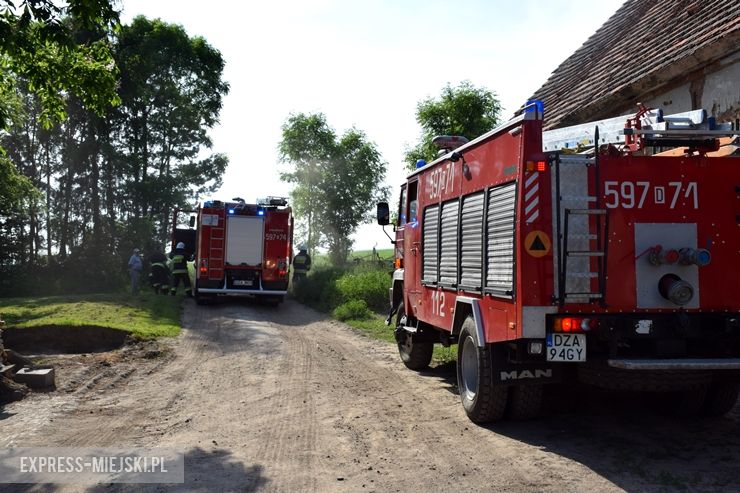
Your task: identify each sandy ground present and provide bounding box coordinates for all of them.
[1,299,739,492]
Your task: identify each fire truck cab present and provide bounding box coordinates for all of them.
[379,103,740,422]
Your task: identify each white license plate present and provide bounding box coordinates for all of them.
[546,333,586,362]
[233,280,253,287]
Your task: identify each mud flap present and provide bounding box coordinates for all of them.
[490,344,562,385]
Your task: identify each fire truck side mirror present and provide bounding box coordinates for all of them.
[377,202,390,226]
[189,216,196,228]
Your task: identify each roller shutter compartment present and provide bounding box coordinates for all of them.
[486,183,516,297]
[422,205,439,284]
[439,200,460,286]
[459,192,485,290]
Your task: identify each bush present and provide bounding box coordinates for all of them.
[292,266,343,311]
[332,299,372,321]
[292,262,391,314]
[335,267,390,312]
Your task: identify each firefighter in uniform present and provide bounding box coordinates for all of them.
[148,250,170,294]
[292,245,311,285]
[169,242,192,297]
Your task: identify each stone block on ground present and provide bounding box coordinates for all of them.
[13,367,55,389]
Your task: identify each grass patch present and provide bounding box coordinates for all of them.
[333,299,373,321]
[0,293,182,339]
[341,313,456,365]
[294,262,455,365]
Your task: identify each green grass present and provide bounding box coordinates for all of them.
[0,293,182,339]
[342,313,457,365]
[349,248,394,260]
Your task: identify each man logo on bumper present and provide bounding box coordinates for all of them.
[500,369,553,381]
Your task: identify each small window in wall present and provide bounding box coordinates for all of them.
[422,204,439,284]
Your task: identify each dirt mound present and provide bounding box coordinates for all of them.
[2,325,129,354]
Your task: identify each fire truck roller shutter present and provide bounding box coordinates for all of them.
[439,199,460,286]
[486,182,517,297]
[459,191,485,291]
[422,205,440,284]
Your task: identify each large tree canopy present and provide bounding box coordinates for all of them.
[0,14,230,295]
[404,80,501,170]
[113,16,230,240]
[279,112,388,265]
[0,0,120,127]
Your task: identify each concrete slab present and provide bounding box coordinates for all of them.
[13,367,55,389]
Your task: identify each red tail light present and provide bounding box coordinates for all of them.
[199,259,208,275]
[553,317,598,333]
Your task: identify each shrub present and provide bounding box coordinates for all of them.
[335,267,390,312]
[332,299,372,321]
[292,266,343,311]
[292,262,392,314]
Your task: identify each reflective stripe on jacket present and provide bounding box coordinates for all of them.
[169,250,188,274]
[293,254,309,274]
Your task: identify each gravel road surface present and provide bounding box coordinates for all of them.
[2,300,739,492]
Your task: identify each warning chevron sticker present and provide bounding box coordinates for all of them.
[525,230,551,258]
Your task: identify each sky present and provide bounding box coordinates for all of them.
[120,0,625,251]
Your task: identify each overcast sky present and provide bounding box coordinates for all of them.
[120,0,625,251]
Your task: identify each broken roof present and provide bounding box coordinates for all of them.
[529,0,740,130]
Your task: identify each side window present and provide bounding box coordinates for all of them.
[408,180,418,224]
[398,185,407,226]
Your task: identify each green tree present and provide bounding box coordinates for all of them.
[279,113,388,265]
[0,0,120,277]
[404,80,501,170]
[0,0,120,128]
[113,16,229,244]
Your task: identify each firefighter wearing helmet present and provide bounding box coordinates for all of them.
[292,244,311,285]
[169,241,192,297]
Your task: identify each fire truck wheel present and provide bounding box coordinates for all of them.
[702,382,740,417]
[657,386,708,417]
[457,317,508,423]
[395,303,433,371]
[506,385,543,421]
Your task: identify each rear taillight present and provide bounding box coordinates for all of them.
[395,258,403,269]
[199,259,208,275]
[553,317,598,333]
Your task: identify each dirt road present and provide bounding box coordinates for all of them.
[2,300,739,492]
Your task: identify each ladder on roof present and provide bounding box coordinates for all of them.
[553,129,610,306]
[542,107,740,152]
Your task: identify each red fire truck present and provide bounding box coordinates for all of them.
[377,103,740,422]
[174,197,293,305]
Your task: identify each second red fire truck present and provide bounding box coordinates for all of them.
[378,103,740,422]
[174,197,293,305]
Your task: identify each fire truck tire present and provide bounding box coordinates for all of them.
[702,382,740,417]
[457,317,508,423]
[506,385,543,421]
[396,303,433,371]
[194,294,214,306]
[657,386,708,417]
